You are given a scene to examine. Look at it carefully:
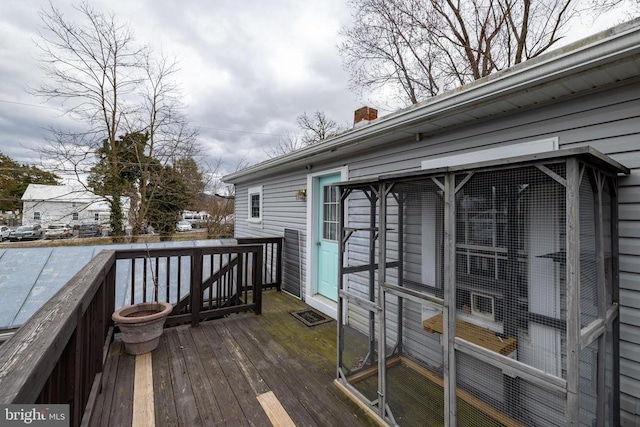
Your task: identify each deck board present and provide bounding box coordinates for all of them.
[223,319,319,427]
[165,327,202,427]
[202,320,271,425]
[151,334,178,427]
[238,316,360,426]
[189,326,248,425]
[95,290,376,426]
[175,326,224,426]
[110,342,135,427]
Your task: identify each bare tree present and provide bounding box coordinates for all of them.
[264,132,307,158]
[297,111,344,144]
[265,111,344,158]
[32,1,200,241]
[201,157,244,238]
[340,0,636,105]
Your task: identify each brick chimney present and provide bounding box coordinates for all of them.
[354,106,378,126]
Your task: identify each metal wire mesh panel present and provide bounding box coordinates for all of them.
[454,165,568,425]
[381,178,447,424]
[385,292,446,424]
[456,352,567,426]
[455,165,567,375]
[602,179,613,308]
[580,173,598,327]
[389,179,445,292]
[337,151,622,426]
[384,360,445,425]
[517,375,566,426]
[579,339,599,426]
[343,186,380,301]
[605,321,615,425]
[340,311,380,402]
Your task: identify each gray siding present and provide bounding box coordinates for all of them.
[232,79,640,423]
[234,170,309,294]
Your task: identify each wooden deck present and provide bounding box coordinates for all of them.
[93,291,376,426]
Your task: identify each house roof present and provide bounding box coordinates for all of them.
[21,184,130,211]
[21,184,102,202]
[223,18,640,184]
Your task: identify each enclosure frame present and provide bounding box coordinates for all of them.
[336,146,628,426]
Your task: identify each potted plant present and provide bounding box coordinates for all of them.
[112,246,173,355]
[112,301,172,355]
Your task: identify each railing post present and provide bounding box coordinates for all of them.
[191,248,203,327]
[254,247,263,315]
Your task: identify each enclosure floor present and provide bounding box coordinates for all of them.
[349,360,512,426]
[93,290,377,426]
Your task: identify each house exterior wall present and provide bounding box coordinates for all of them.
[22,200,110,226]
[232,79,640,424]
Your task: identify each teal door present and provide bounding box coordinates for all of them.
[316,174,340,300]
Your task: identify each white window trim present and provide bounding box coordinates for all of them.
[247,185,263,224]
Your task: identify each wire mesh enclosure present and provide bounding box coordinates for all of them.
[336,147,626,426]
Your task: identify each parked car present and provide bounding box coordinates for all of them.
[0,226,10,241]
[176,220,192,232]
[78,223,102,238]
[44,223,73,239]
[9,225,44,241]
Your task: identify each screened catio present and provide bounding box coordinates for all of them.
[336,147,628,426]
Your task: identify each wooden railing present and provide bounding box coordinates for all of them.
[0,238,282,426]
[0,250,116,427]
[114,245,264,327]
[237,237,283,291]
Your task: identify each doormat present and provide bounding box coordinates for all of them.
[290,309,332,327]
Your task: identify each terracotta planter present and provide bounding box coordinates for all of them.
[112,302,173,355]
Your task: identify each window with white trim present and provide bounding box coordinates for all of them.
[34,212,41,221]
[72,213,79,221]
[247,185,263,222]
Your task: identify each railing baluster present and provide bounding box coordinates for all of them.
[166,256,171,303]
[130,259,136,305]
[254,246,263,315]
[228,253,232,305]
[218,253,223,308]
[154,257,160,302]
[142,257,147,302]
[237,251,243,307]
[177,257,182,309]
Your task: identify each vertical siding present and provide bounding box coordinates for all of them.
[231,79,640,423]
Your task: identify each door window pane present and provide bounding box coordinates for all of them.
[322,185,339,241]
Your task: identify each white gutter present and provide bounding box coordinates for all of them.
[223,18,640,184]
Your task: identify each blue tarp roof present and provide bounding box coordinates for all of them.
[0,239,232,330]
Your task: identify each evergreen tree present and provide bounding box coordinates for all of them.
[0,152,60,214]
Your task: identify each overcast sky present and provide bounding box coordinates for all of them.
[0,0,633,178]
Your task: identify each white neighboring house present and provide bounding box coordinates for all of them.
[21,184,129,227]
